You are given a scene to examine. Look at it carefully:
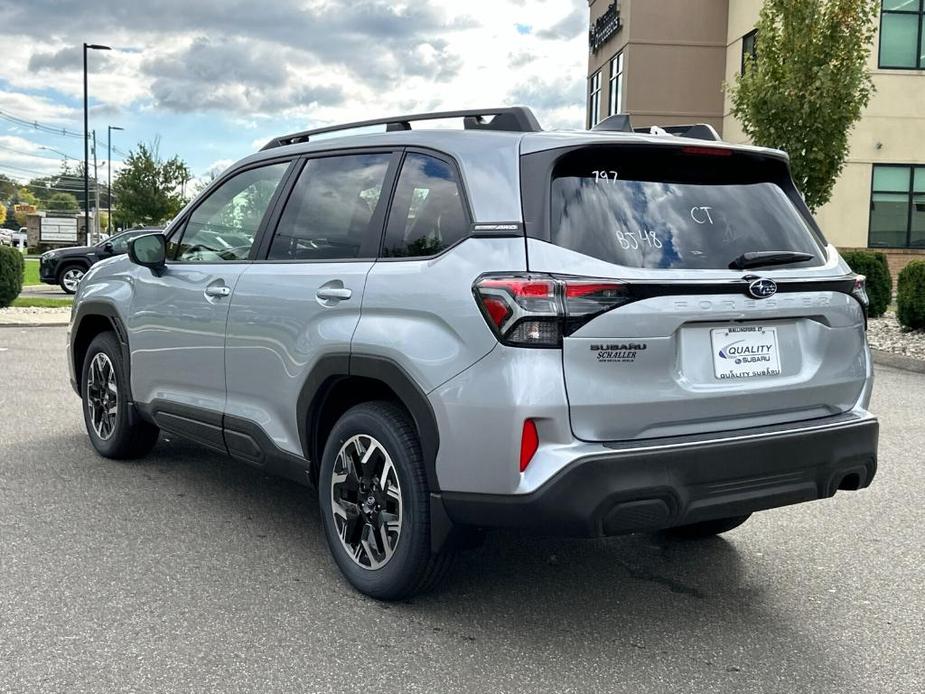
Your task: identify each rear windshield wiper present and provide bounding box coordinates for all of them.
[729,251,815,271]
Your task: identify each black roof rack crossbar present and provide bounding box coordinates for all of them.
[261,106,542,150]
[632,123,721,142]
[592,114,634,133]
[593,116,722,142]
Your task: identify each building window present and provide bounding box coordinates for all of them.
[608,53,624,115]
[879,0,925,69]
[869,165,925,248]
[588,70,602,127]
[741,30,758,73]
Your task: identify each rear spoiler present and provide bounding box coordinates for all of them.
[593,115,721,142]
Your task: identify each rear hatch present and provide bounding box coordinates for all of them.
[521,142,868,441]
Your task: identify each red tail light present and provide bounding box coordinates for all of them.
[473,274,632,347]
[519,419,539,472]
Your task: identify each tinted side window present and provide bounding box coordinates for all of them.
[382,153,469,258]
[268,154,391,261]
[174,162,288,262]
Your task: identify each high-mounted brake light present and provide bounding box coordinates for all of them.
[681,146,733,157]
[473,274,633,347]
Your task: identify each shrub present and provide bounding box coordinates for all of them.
[0,245,25,308]
[840,249,891,318]
[897,260,925,330]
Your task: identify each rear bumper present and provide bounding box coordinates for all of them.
[440,412,878,537]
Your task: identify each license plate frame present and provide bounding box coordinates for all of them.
[710,325,782,380]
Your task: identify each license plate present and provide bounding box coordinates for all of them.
[710,326,781,380]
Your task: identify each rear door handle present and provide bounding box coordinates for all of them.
[316,287,352,301]
[205,285,231,298]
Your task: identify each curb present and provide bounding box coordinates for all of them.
[871,349,925,374]
[0,322,68,328]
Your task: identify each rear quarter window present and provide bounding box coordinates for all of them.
[549,147,824,270]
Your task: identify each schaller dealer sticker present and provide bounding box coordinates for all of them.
[590,342,647,364]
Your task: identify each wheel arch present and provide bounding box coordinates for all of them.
[57,257,92,277]
[298,354,441,491]
[71,301,131,399]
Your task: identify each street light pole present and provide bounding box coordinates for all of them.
[107,125,123,234]
[83,42,110,244]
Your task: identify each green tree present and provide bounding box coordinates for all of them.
[727,0,879,211]
[45,192,80,214]
[26,161,90,211]
[12,187,39,227]
[0,203,6,226]
[112,140,191,227]
[0,174,18,203]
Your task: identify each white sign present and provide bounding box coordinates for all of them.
[40,217,78,243]
[711,326,782,380]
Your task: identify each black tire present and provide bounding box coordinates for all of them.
[318,401,454,601]
[81,331,159,459]
[58,263,86,294]
[664,514,751,540]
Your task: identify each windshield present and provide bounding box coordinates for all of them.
[550,149,824,270]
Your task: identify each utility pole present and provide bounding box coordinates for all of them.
[82,42,110,244]
[107,125,123,233]
[92,130,101,243]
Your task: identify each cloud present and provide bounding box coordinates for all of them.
[141,38,346,114]
[536,6,586,40]
[139,37,347,113]
[508,51,535,69]
[508,75,585,129]
[28,45,115,73]
[141,37,288,89]
[509,76,584,112]
[10,1,470,87]
[0,1,589,172]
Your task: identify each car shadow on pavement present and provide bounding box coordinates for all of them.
[34,431,840,684]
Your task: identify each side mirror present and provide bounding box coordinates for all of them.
[128,233,166,273]
[103,242,114,255]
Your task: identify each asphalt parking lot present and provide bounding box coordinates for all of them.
[0,327,922,693]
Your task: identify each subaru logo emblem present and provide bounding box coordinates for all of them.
[748,278,777,299]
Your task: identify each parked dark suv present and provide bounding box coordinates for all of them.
[40,227,163,293]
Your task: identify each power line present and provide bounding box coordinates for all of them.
[0,142,75,161]
[0,107,84,139]
[0,162,70,177]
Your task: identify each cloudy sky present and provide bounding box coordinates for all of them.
[0,0,587,186]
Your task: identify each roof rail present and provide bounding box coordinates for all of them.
[261,106,542,150]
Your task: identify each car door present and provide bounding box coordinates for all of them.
[128,160,293,431]
[224,150,397,458]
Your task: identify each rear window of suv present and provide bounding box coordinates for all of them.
[549,146,824,270]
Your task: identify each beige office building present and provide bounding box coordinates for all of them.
[587,0,925,271]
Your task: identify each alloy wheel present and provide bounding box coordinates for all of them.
[62,268,84,293]
[87,352,118,440]
[330,434,403,570]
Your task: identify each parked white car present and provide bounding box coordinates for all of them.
[11,227,27,249]
[0,229,12,246]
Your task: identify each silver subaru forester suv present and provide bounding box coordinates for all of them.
[68,107,878,600]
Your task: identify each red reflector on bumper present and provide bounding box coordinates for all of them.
[520,419,539,472]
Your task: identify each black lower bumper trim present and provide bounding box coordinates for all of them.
[441,415,878,537]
